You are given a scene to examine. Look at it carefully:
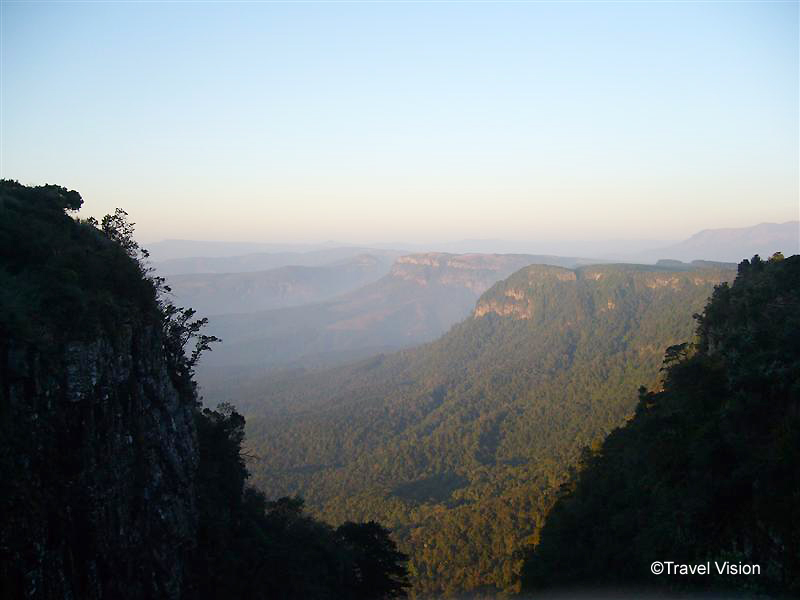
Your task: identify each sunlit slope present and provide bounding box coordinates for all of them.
[243,262,734,597]
[197,253,585,372]
[522,255,800,596]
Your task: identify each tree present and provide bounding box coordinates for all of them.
[95,207,220,378]
[337,522,411,599]
[520,255,800,596]
[101,208,142,258]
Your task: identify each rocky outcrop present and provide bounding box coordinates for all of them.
[0,325,198,600]
[473,264,734,320]
[390,253,548,294]
[472,265,578,319]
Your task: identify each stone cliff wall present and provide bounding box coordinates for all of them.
[0,324,198,599]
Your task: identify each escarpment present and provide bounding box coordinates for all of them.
[0,181,198,599]
[1,327,198,599]
[1,181,414,600]
[389,253,542,293]
[473,264,733,321]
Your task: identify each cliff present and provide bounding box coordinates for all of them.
[521,254,800,596]
[193,251,590,373]
[473,263,733,320]
[390,252,579,294]
[1,329,197,599]
[0,181,198,598]
[0,180,412,600]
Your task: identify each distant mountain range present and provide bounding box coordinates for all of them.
[154,246,405,276]
[163,253,397,315]
[638,221,799,263]
[171,220,797,386]
[145,239,346,262]
[148,221,799,269]
[195,253,598,372]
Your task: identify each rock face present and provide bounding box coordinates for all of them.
[390,253,576,294]
[195,252,590,374]
[0,325,198,599]
[473,264,732,320]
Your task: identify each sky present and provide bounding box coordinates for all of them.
[1,0,798,245]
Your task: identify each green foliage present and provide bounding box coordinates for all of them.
[190,403,410,600]
[521,254,800,596]
[235,263,734,597]
[0,180,157,344]
[100,208,143,258]
[0,181,407,600]
[162,304,222,386]
[0,180,221,393]
[337,521,411,599]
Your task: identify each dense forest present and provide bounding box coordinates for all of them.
[5,180,794,599]
[190,403,410,599]
[521,252,800,597]
[0,180,409,599]
[239,260,735,596]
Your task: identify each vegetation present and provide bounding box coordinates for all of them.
[0,181,157,345]
[521,253,800,596]
[0,180,409,599]
[189,402,410,599]
[7,179,792,598]
[236,262,735,597]
[191,253,588,374]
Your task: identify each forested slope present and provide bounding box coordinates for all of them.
[195,252,588,373]
[0,181,409,600]
[521,253,799,597]
[242,262,735,597]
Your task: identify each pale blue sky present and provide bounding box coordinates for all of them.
[2,1,798,244]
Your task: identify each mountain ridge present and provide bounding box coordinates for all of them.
[640,221,799,263]
[234,260,736,596]
[521,254,800,596]
[164,253,396,316]
[154,246,405,276]
[196,252,594,373]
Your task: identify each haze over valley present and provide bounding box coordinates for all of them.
[2,1,798,598]
[152,222,798,379]
[146,221,797,596]
[164,222,797,597]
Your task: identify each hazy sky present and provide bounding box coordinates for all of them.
[2,1,798,244]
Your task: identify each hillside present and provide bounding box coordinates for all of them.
[521,253,800,597]
[0,181,409,600]
[0,183,199,599]
[164,253,395,315]
[195,253,590,376]
[237,261,735,597]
